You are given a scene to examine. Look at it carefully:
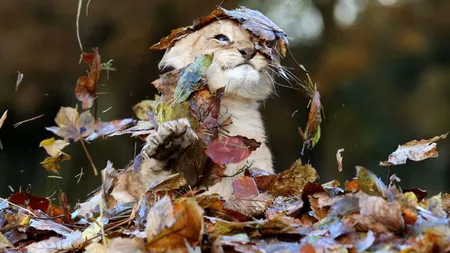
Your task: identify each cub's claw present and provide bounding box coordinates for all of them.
[141,118,197,162]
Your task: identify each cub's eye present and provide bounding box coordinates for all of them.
[213,34,230,42]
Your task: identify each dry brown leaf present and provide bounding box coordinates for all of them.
[380,133,448,166]
[255,160,318,196]
[146,196,204,251]
[358,194,404,233]
[75,49,101,110]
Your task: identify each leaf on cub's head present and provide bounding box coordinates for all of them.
[39,137,69,157]
[75,49,101,110]
[206,136,261,165]
[379,133,448,166]
[150,7,287,60]
[45,107,95,143]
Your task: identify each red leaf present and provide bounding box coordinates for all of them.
[9,192,49,212]
[205,136,261,165]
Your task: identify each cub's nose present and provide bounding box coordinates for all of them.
[238,47,257,60]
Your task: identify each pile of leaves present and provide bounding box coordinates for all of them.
[1,6,450,253]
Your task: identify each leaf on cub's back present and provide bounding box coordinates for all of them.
[174,54,213,104]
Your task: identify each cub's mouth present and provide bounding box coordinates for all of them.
[234,61,256,69]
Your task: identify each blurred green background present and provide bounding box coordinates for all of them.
[0,0,448,204]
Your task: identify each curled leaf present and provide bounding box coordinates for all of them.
[380,133,448,166]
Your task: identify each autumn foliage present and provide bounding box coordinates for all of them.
[0,5,449,253]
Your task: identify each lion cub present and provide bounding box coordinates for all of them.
[108,10,287,205]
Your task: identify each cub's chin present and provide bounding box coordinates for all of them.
[207,65,273,101]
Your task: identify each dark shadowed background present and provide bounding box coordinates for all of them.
[0,0,449,204]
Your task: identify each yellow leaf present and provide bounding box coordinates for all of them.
[40,153,71,173]
[39,137,69,157]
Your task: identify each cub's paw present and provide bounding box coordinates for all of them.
[142,118,197,161]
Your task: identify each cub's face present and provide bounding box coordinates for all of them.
[159,20,273,100]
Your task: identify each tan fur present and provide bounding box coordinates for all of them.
[159,20,275,198]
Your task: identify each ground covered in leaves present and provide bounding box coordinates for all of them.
[1,6,450,253]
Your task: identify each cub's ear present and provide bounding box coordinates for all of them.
[160,65,175,74]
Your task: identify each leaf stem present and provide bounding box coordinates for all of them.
[80,138,98,176]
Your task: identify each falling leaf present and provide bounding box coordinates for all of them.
[336,148,344,172]
[298,76,323,155]
[206,136,261,165]
[174,54,213,103]
[40,153,71,173]
[380,133,448,166]
[45,107,95,143]
[0,110,7,129]
[15,71,24,91]
[85,118,134,141]
[39,137,69,157]
[75,49,101,109]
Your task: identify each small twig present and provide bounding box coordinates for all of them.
[76,0,83,53]
[75,167,84,184]
[13,114,44,128]
[80,138,98,176]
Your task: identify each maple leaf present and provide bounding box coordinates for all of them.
[45,107,95,143]
[206,136,261,165]
[380,133,448,166]
[75,49,101,110]
[39,137,69,157]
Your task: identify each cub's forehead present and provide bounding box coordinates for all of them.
[202,19,254,40]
